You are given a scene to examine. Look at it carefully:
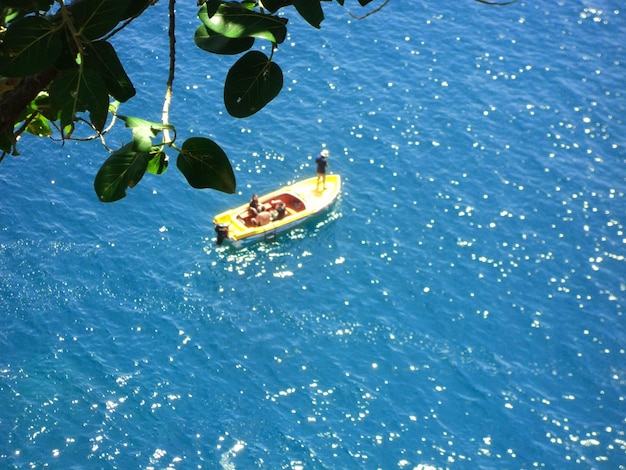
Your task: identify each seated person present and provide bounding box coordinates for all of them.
[253,210,271,226]
[249,194,265,215]
[270,199,286,220]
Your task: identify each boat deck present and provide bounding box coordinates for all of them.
[237,192,305,228]
[213,175,341,245]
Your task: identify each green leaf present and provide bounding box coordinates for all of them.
[293,0,324,29]
[224,51,283,118]
[256,0,277,13]
[49,71,81,129]
[31,92,58,122]
[94,143,151,202]
[194,25,254,55]
[70,0,128,41]
[176,137,236,193]
[49,69,109,132]
[85,41,135,102]
[0,16,62,77]
[198,2,288,44]
[115,115,174,153]
[259,0,290,13]
[0,128,17,154]
[146,150,169,175]
[26,114,52,137]
[131,128,153,153]
[51,34,81,71]
[203,0,221,17]
[118,115,174,133]
[0,0,53,10]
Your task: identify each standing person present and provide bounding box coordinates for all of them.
[315,149,329,190]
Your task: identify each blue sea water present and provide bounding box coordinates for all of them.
[1,1,625,468]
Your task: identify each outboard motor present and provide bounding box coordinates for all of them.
[215,223,229,245]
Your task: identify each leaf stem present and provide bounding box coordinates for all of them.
[162,0,176,144]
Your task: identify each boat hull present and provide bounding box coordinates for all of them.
[213,175,341,246]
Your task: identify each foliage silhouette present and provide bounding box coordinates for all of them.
[0,0,511,202]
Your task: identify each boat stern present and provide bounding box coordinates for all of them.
[214,222,230,245]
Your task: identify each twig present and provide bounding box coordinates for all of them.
[349,0,390,20]
[103,0,159,41]
[474,0,518,5]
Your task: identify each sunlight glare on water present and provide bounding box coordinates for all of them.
[1,1,625,468]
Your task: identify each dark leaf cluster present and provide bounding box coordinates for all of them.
[0,0,509,202]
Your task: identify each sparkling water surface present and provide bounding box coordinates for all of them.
[1,1,625,469]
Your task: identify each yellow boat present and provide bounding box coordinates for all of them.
[213,174,341,245]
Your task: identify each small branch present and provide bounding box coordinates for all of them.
[162,0,176,143]
[349,0,390,20]
[474,0,518,5]
[103,0,159,41]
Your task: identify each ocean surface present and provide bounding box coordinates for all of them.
[1,1,625,468]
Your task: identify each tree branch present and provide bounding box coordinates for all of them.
[0,67,59,140]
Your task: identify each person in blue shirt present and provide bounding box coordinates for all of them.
[315,149,329,190]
